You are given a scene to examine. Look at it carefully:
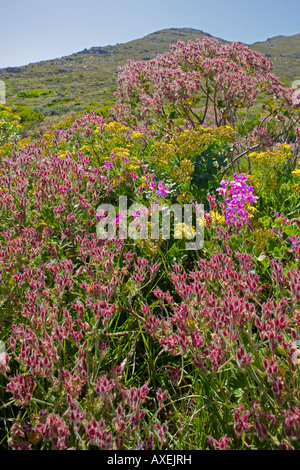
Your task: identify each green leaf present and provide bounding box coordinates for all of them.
[282,224,300,237]
[260,257,270,271]
[216,100,225,109]
[168,110,178,120]
[258,216,272,227]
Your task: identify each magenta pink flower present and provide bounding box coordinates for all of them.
[207,435,230,450]
[156,182,169,198]
[103,160,113,169]
[147,181,157,190]
[112,211,126,226]
[216,173,258,227]
[233,405,252,436]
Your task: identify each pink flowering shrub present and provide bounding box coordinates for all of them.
[111,37,298,150]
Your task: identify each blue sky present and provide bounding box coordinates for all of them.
[1,0,299,68]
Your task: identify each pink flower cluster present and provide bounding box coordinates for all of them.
[216,173,258,227]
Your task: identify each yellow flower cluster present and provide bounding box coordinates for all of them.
[56,150,68,159]
[204,210,226,227]
[78,122,133,164]
[80,143,93,155]
[146,125,235,203]
[131,131,144,140]
[42,129,55,143]
[210,210,226,227]
[109,146,141,170]
[291,168,300,193]
[174,222,196,239]
[248,144,293,191]
[91,122,136,164]
[177,191,194,205]
[149,142,175,168]
[123,156,141,172]
[292,169,300,178]
[0,105,21,124]
[17,137,31,148]
[246,204,258,218]
[169,159,194,185]
[149,125,234,171]
[104,121,129,135]
[169,125,234,159]
[249,144,292,167]
[111,147,131,158]
[0,105,22,157]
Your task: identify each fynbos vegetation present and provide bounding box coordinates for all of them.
[0,36,300,450]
